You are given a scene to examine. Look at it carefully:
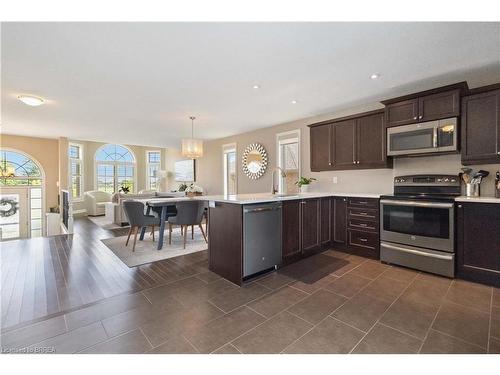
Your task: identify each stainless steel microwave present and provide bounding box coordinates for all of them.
[387,117,458,156]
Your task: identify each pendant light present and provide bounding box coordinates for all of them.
[181,116,203,159]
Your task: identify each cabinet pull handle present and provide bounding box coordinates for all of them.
[458,204,462,208]
[497,151,500,155]
[352,161,356,164]
[359,238,368,242]
[358,201,367,204]
[358,223,368,227]
[413,116,417,120]
[357,212,368,216]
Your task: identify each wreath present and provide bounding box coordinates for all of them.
[0,198,19,218]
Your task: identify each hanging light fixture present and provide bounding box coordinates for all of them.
[181,116,203,159]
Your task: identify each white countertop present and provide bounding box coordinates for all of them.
[455,196,500,204]
[201,192,387,205]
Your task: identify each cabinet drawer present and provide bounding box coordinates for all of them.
[348,218,378,232]
[348,197,379,208]
[348,229,379,250]
[348,207,378,221]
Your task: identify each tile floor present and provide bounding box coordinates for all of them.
[1,249,499,354]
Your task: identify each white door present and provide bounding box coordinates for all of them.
[0,188,28,240]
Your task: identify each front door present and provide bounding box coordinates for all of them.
[0,188,28,240]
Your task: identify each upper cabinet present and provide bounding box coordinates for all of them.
[309,110,391,171]
[382,82,467,128]
[461,88,500,165]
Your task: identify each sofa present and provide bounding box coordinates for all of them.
[113,191,186,226]
[84,190,112,216]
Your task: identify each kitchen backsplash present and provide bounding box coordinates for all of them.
[309,154,500,197]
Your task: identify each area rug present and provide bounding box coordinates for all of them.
[88,215,127,230]
[101,227,207,267]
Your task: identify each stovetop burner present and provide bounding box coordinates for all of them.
[386,174,461,201]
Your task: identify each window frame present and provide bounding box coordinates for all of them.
[68,142,84,201]
[146,150,162,191]
[94,144,136,193]
[222,143,237,196]
[276,130,301,194]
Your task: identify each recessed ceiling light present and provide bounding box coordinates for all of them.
[370,73,380,80]
[253,84,260,89]
[291,100,298,104]
[18,95,45,106]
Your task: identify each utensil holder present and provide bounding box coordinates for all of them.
[465,183,480,197]
[495,179,500,198]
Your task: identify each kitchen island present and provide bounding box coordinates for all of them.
[204,192,387,285]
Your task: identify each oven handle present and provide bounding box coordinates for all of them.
[381,242,454,261]
[380,199,454,209]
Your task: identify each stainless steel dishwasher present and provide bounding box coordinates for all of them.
[243,202,282,278]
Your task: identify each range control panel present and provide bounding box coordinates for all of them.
[394,174,460,187]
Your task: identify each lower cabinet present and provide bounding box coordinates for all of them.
[457,202,500,287]
[332,197,347,245]
[282,198,320,262]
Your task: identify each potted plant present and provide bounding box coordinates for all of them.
[185,183,203,197]
[119,185,130,194]
[178,183,188,192]
[295,177,317,193]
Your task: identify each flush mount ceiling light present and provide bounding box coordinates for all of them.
[370,73,381,80]
[291,100,298,104]
[181,116,203,159]
[252,84,260,89]
[17,95,45,106]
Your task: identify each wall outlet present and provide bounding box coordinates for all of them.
[332,176,338,184]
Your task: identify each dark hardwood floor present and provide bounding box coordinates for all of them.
[1,217,209,330]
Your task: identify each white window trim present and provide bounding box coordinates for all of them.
[276,129,301,194]
[94,144,137,193]
[222,143,237,196]
[69,142,84,202]
[146,150,162,191]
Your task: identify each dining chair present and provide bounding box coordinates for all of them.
[168,201,208,249]
[123,200,160,251]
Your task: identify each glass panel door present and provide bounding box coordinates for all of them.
[0,188,28,240]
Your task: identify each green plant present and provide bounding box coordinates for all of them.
[119,185,130,194]
[178,183,188,192]
[295,177,317,188]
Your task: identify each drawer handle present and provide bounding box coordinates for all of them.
[357,201,368,204]
[359,238,368,242]
[358,223,368,227]
[357,212,368,216]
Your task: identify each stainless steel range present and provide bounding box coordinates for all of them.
[380,174,460,277]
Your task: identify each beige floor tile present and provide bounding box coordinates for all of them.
[400,277,450,308]
[232,311,312,354]
[332,293,391,332]
[359,276,408,303]
[284,317,364,354]
[185,306,266,353]
[209,283,271,312]
[381,266,418,283]
[420,329,485,354]
[324,272,371,298]
[149,335,198,354]
[81,329,152,354]
[350,261,389,280]
[289,274,338,294]
[489,338,500,354]
[247,286,308,318]
[255,272,295,290]
[352,323,422,353]
[432,301,490,348]
[288,289,347,324]
[445,280,492,313]
[212,343,241,354]
[490,306,500,339]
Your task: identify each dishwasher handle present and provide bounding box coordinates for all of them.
[244,205,282,214]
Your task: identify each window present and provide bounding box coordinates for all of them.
[95,144,136,193]
[146,150,161,190]
[277,130,300,194]
[223,144,237,196]
[69,143,83,200]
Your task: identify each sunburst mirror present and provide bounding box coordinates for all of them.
[242,143,268,180]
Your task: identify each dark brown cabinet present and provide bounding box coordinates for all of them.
[332,197,347,245]
[301,198,321,255]
[384,87,462,128]
[320,197,332,247]
[461,89,500,165]
[309,110,391,171]
[282,200,302,261]
[282,198,321,262]
[457,202,500,287]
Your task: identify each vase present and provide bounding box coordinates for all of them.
[300,185,309,193]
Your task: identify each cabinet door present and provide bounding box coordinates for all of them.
[418,89,460,122]
[356,113,387,167]
[301,199,320,254]
[457,203,500,287]
[385,99,419,127]
[461,90,500,165]
[332,119,356,169]
[320,197,331,247]
[310,124,332,171]
[282,200,302,261]
[332,197,347,245]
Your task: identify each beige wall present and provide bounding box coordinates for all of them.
[0,134,60,209]
[195,100,500,198]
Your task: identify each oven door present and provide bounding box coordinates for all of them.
[380,199,454,252]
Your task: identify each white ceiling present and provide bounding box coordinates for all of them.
[2,22,500,148]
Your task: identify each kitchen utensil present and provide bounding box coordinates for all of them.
[495,171,500,198]
[466,183,480,197]
[461,167,472,184]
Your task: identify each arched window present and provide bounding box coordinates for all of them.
[0,150,44,239]
[95,144,136,193]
